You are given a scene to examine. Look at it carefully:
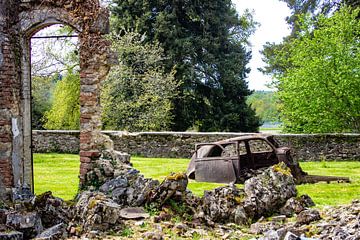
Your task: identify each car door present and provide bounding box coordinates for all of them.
[248,139,279,168]
[194,143,237,184]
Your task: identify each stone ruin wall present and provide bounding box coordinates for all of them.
[32,130,360,161]
[0,1,21,187]
[0,0,112,190]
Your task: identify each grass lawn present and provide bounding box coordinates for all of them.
[33,153,360,206]
[34,153,80,200]
[259,127,282,131]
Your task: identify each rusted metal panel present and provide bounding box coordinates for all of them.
[195,158,237,184]
[187,134,350,185]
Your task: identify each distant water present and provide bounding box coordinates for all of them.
[261,122,282,128]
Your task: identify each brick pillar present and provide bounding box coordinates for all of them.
[0,0,22,188]
[78,33,110,186]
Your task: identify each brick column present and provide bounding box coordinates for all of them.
[0,0,21,188]
[78,33,110,186]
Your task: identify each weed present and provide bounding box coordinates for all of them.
[168,199,187,215]
[107,229,121,236]
[172,215,182,223]
[164,228,182,239]
[120,227,133,237]
[167,199,195,222]
[140,222,148,228]
[0,200,5,209]
[192,232,202,240]
[144,203,159,216]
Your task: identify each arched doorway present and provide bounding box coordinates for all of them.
[0,1,111,191]
[31,24,80,198]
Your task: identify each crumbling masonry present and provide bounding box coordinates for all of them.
[0,0,112,191]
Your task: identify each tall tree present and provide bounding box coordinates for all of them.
[31,75,56,129]
[101,32,178,131]
[275,7,360,133]
[261,0,360,77]
[43,68,80,130]
[110,0,261,132]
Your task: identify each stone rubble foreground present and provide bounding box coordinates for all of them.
[0,160,358,240]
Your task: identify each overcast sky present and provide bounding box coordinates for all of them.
[233,0,291,91]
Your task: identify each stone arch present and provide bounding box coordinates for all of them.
[19,7,83,36]
[0,0,112,191]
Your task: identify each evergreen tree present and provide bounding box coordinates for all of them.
[110,0,260,132]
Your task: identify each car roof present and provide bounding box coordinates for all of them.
[212,133,273,145]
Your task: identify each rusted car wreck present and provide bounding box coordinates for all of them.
[187,134,350,184]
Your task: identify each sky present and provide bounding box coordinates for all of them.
[233,0,292,91]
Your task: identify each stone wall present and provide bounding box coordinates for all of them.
[32,130,80,154]
[32,131,360,161]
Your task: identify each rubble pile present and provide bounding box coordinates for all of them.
[98,169,159,207]
[311,200,360,239]
[196,162,297,226]
[244,162,297,218]
[0,157,357,239]
[252,200,359,240]
[197,184,247,225]
[67,170,189,236]
[0,186,69,239]
[280,194,315,217]
[84,149,132,189]
[33,191,70,228]
[69,191,123,234]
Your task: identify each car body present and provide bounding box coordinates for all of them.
[186,134,348,184]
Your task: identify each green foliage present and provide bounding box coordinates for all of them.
[166,199,194,222]
[276,7,360,133]
[101,32,178,131]
[110,0,261,132]
[120,227,133,237]
[31,75,57,129]
[247,91,280,123]
[144,203,160,216]
[280,0,360,36]
[261,1,360,80]
[167,199,187,215]
[260,39,294,79]
[43,69,80,130]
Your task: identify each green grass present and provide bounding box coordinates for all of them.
[33,153,360,206]
[259,127,282,131]
[297,161,360,206]
[33,153,80,200]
